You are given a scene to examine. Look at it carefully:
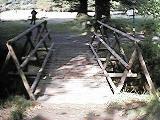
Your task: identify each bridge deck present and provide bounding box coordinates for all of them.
[35,32,112,104]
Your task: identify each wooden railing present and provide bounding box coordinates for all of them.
[0,20,54,100]
[89,20,156,94]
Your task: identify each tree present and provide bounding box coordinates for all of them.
[78,0,88,14]
[95,0,111,21]
[138,0,160,19]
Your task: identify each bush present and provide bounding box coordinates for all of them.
[140,38,160,87]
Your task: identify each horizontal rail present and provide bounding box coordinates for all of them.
[94,32,130,69]
[108,73,137,78]
[8,20,47,43]
[20,32,50,68]
[97,21,140,43]
[31,41,54,93]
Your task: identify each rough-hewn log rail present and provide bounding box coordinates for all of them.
[93,32,130,69]
[8,20,47,44]
[31,41,55,93]
[1,20,53,100]
[90,20,156,95]
[20,32,50,68]
[97,20,140,43]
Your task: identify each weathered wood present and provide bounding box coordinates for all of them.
[6,43,35,100]
[8,72,37,76]
[27,32,40,64]
[8,21,46,44]
[94,32,130,69]
[137,46,156,94]
[31,41,54,93]
[90,35,96,44]
[116,49,137,93]
[89,43,117,93]
[34,25,42,41]
[108,72,137,78]
[43,41,49,52]
[20,32,50,68]
[114,33,128,62]
[97,21,140,43]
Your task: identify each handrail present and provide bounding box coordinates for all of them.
[97,20,140,43]
[1,20,53,100]
[89,20,156,95]
[94,32,130,69]
[20,31,50,68]
[8,20,47,44]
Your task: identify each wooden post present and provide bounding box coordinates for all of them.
[31,42,54,93]
[137,46,156,95]
[116,49,137,93]
[43,20,48,32]
[94,32,130,69]
[34,25,42,41]
[26,32,40,64]
[6,43,35,100]
[20,32,50,68]
[114,33,128,62]
[43,41,48,52]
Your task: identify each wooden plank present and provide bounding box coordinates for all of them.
[8,21,46,43]
[89,43,117,93]
[116,49,137,93]
[108,73,137,78]
[137,46,156,95]
[31,41,54,93]
[6,43,35,100]
[20,32,50,68]
[97,21,140,43]
[114,33,128,62]
[94,32,130,69]
[8,72,37,76]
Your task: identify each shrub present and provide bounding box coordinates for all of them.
[140,38,160,88]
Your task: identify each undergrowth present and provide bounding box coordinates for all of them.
[0,96,33,120]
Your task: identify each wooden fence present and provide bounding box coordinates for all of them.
[89,20,156,94]
[0,20,54,100]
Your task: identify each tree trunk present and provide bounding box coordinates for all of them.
[95,0,111,20]
[103,0,111,20]
[78,0,88,14]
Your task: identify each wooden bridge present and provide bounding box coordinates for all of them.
[0,20,156,102]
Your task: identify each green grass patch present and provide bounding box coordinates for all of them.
[106,93,160,120]
[48,18,92,35]
[111,17,160,34]
[0,21,29,43]
[0,96,33,120]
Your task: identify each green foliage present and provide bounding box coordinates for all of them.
[142,96,160,120]
[0,96,32,120]
[36,0,53,11]
[0,21,28,43]
[138,0,160,19]
[48,18,92,34]
[0,0,7,4]
[140,38,160,87]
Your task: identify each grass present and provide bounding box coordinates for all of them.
[47,15,93,34]
[111,17,160,34]
[0,96,33,120]
[105,93,160,120]
[0,21,29,43]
